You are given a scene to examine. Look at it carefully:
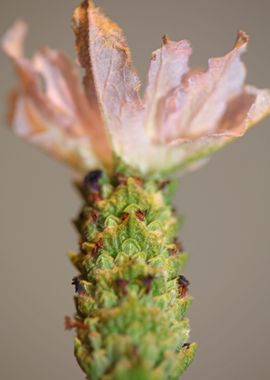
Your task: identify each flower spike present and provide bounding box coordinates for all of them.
[2,2,270,380]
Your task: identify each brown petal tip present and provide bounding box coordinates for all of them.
[162,34,170,45]
[234,30,249,49]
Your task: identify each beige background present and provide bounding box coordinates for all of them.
[0,0,270,379]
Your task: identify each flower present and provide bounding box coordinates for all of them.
[2,0,270,175]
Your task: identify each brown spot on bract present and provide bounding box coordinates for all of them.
[115,278,129,296]
[89,191,102,203]
[133,176,144,186]
[169,246,178,256]
[90,209,100,223]
[121,212,130,222]
[92,238,103,257]
[116,173,128,185]
[170,239,184,255]
[158,179,171,190]
[135,209,146,221]
[64,316,87,330]
[142,275,154,294]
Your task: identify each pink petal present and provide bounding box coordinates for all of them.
[156,31,249,143]
[33,48,112,167]
[215,91,256,137]
[2,20,111,171]
[144,36,192,137]
[72,0,143,150]
[194,86,270,139]
[12,94,99,171]
[245,85,270,127]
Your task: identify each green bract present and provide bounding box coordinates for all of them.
[68,166,196,379]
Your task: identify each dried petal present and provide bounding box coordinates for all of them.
[2,20,110,172]
[12,94,99,170]
[155,32,249,143]
[3,3,270,176]
[165,86,270,173]
[145,37,192,137]
[245,85,270,127]
[138,31,270,174]
[216,92,256,136]
[33,47,112,168]
[72,0,143,155]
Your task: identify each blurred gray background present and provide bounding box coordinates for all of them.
[0,0,269,379]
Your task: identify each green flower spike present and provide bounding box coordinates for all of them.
[2,0,270,379]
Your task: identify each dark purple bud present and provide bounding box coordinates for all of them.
[79,211,84,220]
[83,170,103,191]
[178,275,190,288]
[64,316,87,330]
[178,275,190,298]
[72,277,85,294]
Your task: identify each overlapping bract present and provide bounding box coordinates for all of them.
[2,0,270,174]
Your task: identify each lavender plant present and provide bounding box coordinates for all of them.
[2,1,270,379]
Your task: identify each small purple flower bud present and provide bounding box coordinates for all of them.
[83,170,103,191]
[178,275,190,287]
[72,277,85,294]
[178,275,190,298]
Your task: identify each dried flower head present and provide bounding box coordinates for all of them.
[2,0,270,175]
